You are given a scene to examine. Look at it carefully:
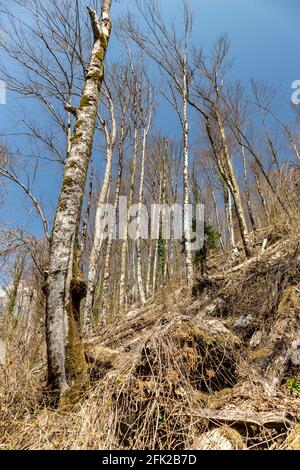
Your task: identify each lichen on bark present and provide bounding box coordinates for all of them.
[65,246,87,384]
[45,1,112,398]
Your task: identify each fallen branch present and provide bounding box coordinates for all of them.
[192,408,295,428]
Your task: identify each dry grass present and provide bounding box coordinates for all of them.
[1,236,300,450]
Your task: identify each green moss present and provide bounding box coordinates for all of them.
[59,200,67,211]
[277,286,300,318]
[95,48,104,62]
[65,244,88,386]
[219,426,245,450]
[287,376,300,396]
[207,388,233,408]
[250,347,271,361]
[41,280,49,295]
[217,387,232,396]
[58,379,88,409]
[287,424,300,450]
[4,254,25,329]
[70,132,83,145]
[79,95,91,109]
[68,160,78,170]
[62,175,73,189]
[100,33,109,49]
[91,281,103,326]
[65,304,87,380]
[89,67,104,82]
[74,119,84,131]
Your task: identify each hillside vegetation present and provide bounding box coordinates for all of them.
[1,224,300,450]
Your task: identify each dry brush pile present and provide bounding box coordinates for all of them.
[1,235,300,450]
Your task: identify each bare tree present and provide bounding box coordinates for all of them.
[83,82,117,335]
[241,146,257,234]
[0,0,93,166]
[119,58,142,309]
[122,0,194,285]
[101,80,129,323]
[188,36,252,258]
[136,76,154,305]
[45,0,112,396]
[0,145,50,240]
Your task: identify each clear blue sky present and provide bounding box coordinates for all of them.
[0,0,299,237]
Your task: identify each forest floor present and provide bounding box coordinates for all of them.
[1,228,300,450]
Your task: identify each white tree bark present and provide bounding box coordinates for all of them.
[80,159,94,258]
[162,146,169,283]
[215,110,252,258]
[136,102,152,305]
[102,106,126,322]
[255,172,269,224]
[152,175,162,294]
[212,188,225,252]
[119,127,140,310]
[145,240,153,297]
[45,1,112,394]
[136,127,147,305]
[242,146,256,233]
[83,87,116,336]
[182,51,194,287]
[226,186,237,254]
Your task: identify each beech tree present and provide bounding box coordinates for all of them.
[83,82,116,335]
[122,0,195,286]
[187,36,252,258]
[136,74,154,305]
[119,59,142,309]
[0,0,300,434]
[101,81,129,323]
[45,0,112,395]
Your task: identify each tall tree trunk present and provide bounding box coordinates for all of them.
[146,240,153,296]
[182,52,194,286]
[5,254,25,328]
[242,146,256,234]
[45,1,112,395]
[66,108,72,160]
[136,103,152,304]
[215,109,252,258]
[255,172,270,224]
[80,158,94,259]
[212,188,225,252]
[152,175,163,294]
[224,185,236,250]
[235,130,288,215]
[136,126,148,305]
[261,112,280,170]
[162,146,169,283]
[83,88,116,336]
[102,109,126,323]
[119,127,140,310]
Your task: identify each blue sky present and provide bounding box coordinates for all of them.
[0,0,299,237]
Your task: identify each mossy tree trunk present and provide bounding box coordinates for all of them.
[242,146,257,234]
[45,0,112,396]
[215,108,252,258]
[101,102,127,323]
[5,254,25,330]
[119,106,140,310]
[83,87,116,336]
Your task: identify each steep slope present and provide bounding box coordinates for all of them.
[1,234,300,450]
